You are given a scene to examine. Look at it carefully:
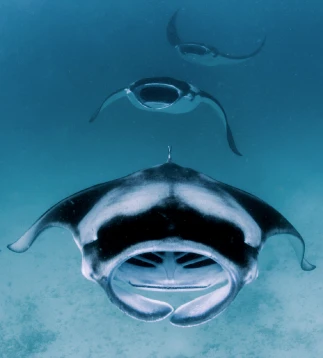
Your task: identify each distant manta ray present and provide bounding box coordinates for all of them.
[167,9,266,66]
[89,76,242,156]
[7,148,315,327]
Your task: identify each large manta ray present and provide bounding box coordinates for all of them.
[8,151,315,327]
[167,9,266,67]
[89,76,242,156]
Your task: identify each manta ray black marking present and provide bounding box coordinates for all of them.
[167,9,266,67]
[89,76,242,156]
[7,157,315,327]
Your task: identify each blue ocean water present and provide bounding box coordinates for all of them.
[1,0,322,357]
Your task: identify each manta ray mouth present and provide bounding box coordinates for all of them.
[116,251,227,291]
[177,44,210,56]
[97,240,244,327]
[137,85,180,109]
[143,101,174,109]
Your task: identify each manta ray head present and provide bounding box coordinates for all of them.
[7,161,315,327]
[176,43,222,66]
[79,192,260,327]
[132,82,182,110]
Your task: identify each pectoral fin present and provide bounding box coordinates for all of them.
[199,91,242,156]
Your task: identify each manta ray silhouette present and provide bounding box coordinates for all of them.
[167,9,266,67]
[8,151,315,327]
[89,76,242,156]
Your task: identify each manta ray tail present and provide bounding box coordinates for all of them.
[89,88,127,123]
[167,9,183,47]
[199,91,242,156]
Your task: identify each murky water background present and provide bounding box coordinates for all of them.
[1,0,322,357]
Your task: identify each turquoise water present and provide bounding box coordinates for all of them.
[1,0,322,357]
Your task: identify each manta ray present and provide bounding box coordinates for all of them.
[89,76,242,156]
[167,9,266,67]
[8,149,315,327]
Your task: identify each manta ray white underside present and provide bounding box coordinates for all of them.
[8,160,315,327]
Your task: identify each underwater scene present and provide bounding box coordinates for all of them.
[1,0,323,357]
